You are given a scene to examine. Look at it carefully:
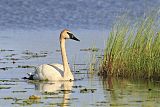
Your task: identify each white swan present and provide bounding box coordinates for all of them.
[28,29,80,81]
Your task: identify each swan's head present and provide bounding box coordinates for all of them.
[60,29,80,41]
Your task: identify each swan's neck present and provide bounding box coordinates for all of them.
[60,39,70,71]
[60,39,74,80]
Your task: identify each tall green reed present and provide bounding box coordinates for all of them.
[100,12,160,80]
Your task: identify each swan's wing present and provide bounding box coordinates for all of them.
[33,64,64,81]
[47,64,64,76]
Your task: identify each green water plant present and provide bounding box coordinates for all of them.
[100,11,160,80]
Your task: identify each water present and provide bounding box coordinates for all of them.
[0,0,160,107]
[0,0,160,30]
[0,29,160,107]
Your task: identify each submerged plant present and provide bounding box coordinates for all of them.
[100,11,160,80]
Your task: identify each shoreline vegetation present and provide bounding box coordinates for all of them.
[99,11,160,81]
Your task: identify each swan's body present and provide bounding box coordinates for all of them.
[28,29,80,81]
[33,64,64,81]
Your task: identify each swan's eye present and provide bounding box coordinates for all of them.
[67,32,73,38]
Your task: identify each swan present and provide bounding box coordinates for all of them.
[27,29,80,81]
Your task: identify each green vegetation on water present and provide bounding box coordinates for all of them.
[100,11,160,80]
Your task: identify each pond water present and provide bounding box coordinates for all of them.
[0,0,160,30]
[0,0,160,107]
[0,29,160,107]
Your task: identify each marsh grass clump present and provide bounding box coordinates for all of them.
[100,12,160,80]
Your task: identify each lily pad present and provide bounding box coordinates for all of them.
[12,91,27,93]
[0,49,14,52]
[0,67,13,71]
[80,48,99,52]
[0,86,11,89]
[29,95,41,99]
[17,65,35,68]
[80,88,97,93]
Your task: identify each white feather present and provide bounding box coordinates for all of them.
[33,64,64,81]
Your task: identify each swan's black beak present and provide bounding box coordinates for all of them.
[67,32,80,41]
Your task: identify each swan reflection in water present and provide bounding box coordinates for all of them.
[33,81,73,107]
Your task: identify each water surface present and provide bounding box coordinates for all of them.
[0,0,160,107]
[0,29,160,107]
[0,0,160,30]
